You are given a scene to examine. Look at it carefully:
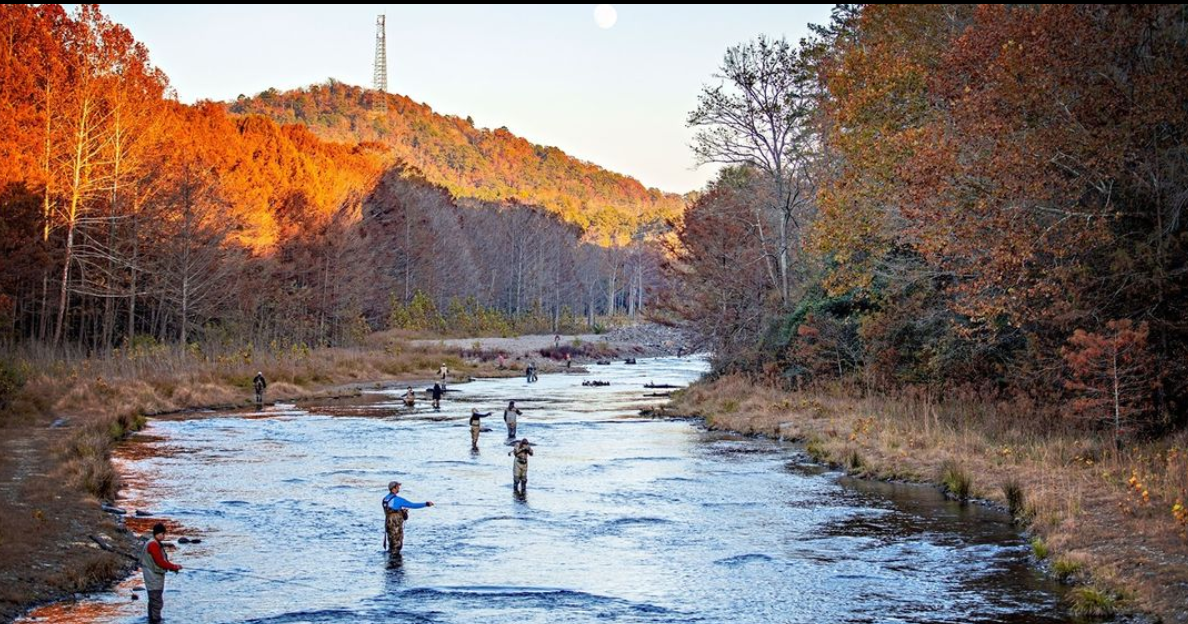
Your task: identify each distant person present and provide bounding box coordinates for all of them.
[253,371,267,405]
[565,353,572,369]
[402,386,416,407]
[503,400,522,439]
[431,383,444,410]
[469,408,493,450]
[382,481,434,554]
[438,363,449,384]
[509,438,534,494]
[526,360,538,383]
[554,334,561,348]
[140,522,182,624]
[497,354,506,370]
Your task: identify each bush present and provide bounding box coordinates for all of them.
[0,357,27,411]
[940,460,972,500]
[1031,537,1049,560]
[1002,480,1026,520]
[1066,586,1117,618]
[67,455,120,499]
[1052,557,1083,582]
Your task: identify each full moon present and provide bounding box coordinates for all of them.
[594,4,617,29]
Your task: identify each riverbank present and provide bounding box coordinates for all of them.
[667,375,1188,623]
[0,326,684,622]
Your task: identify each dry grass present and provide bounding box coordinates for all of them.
[671,375,1188,623]
[20,337,510,497]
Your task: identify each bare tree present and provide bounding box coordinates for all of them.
[688,35,816,308]
[156,163,236,344]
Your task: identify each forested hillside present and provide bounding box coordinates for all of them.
[230,82,685,243]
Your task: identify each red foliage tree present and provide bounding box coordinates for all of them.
[1062,320,1157,444]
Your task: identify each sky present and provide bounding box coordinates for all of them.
[79,4,836,194]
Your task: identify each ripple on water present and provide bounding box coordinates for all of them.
[713,553,778,567]
[390,586,680,619]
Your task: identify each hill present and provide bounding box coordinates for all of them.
[229,81,685,242]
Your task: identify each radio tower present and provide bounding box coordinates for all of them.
[373,15,388,111]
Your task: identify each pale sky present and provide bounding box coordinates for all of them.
[79,4,835,194]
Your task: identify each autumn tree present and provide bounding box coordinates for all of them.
[665,167,779,370]
[688,35,816,308]
[47,6,167,346]
[1063,320,1157,444]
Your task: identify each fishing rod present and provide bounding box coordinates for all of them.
[89,535,321,591]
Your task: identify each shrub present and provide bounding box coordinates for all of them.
[940,460,973,500]
[0,357,27,411]
[847,449,864,470]
[1031,537,1049,560]
[1003,480,1026,520]
[1052,557,1083,582]
[1066,586,1117,618]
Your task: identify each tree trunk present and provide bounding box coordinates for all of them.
[127,212,138,341]
[53,221,73,345]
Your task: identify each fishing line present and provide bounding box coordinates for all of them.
[183,566,322,590]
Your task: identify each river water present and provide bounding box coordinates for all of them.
[25,357,1075,624]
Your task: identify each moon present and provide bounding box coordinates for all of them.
[594,4,617,29]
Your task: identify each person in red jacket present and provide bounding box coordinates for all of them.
[139,522,182,624]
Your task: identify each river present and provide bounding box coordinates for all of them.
[23,356,1075,624]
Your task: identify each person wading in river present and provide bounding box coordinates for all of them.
[509,438,534,494]
[403,386,416,407]
[526,360,538,383]
[382,481,434,554]
[469,408,493,450]
[253,371,267,406]
[140,522,182,624]
[431,382,444,410]
[503,400,522,439]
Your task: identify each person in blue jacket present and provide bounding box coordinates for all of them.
[382,481,434,553]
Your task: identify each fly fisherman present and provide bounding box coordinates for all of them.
[469,408,493,450]
[382,481,434,554]
[503,400,522,439]
[253,371,267,405]
[509,438,534,494]
[431,382,444,410]
[140,522,183,624]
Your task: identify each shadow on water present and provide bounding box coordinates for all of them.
[22,356,1085,624]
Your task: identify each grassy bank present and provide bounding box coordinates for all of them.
[0,332,520,621]
[669,375,1188,623]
